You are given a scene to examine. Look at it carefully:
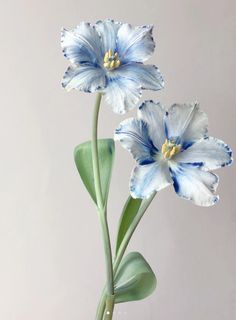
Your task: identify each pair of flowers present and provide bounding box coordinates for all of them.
[61,19,232,206]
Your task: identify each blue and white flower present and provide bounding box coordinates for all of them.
[61,19,164,114]
[115,101,233,206]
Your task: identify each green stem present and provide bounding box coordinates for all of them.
[92,93,114,319]
[96,192,157,317]
[98,212,115,320]
[92,93,104,210]
[113,192,156,274]
[99,209,114,296]
[96,290,106,320]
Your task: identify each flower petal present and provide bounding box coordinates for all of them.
[116,63,164,91]
[62,65,106,92]
[165,103,208,147]
[61,22,103,65]
[169,163,219,206]
[138,100,166,150]
[130,162,172,199]
[114,118,157,165]
[95,19,121,54]
[117,24,155,63]
[104,77,141,114]
[174,137,233,170]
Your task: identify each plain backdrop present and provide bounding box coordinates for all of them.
[0,0,235,319]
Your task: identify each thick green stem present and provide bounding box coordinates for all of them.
[103,295,115,320]
[96,192,157,317]
[92,93,114,319]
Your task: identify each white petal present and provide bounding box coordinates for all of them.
[62,65,106,92]
[104,77,141,114]
[174,137,233,170]
[138,100,166,150]
[117,24,155,63]
[169,163,219,206]
[165,103,208,147]
[116,63,164,91]
[95,19,121,54]
[61,22,103,65]
[114,118,157,165]
[130,162,172,199]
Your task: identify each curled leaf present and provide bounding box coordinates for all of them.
[114,252,157,303]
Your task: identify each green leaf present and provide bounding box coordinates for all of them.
[74,139,115,204]
[115,196,142,255]
[114,252,157,303]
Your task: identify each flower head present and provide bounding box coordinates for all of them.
[61,19,164,114]
[115,101,233,206]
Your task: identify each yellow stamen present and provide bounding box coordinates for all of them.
[110,60,115,69]
[161,139,168,154]
[161,139,181,160]
[115,60,120,68]
[103,49,121,70]
[104,52,109,63]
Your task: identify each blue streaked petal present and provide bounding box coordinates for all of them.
[116,63,164,91]
[165,103,208,145]
[130,162,172,199]
[169,163,219,206]
[104,77,141,114]
[62,65,106,92]
[114,118,157,165]
[174,137,233,170]
[138,100,166,150]
[95,19,121,54]
[117,24,155,63]
[61,22,103,65]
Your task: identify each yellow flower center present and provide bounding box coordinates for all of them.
[103,49,121,70]
[161,139,181,160]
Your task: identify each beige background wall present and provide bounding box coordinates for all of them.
[0,0,235,319]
